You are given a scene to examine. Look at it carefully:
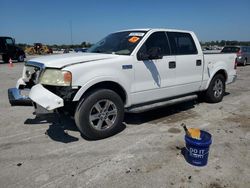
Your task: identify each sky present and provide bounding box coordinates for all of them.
[1,0,250,45]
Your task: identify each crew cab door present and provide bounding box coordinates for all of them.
[132,31,176,104]
[167,32,203,94]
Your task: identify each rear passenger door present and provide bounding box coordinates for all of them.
[167,32,203,94]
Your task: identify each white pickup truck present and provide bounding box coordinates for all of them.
[8,28,237,139]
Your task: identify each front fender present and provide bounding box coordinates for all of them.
[72,76,131,107]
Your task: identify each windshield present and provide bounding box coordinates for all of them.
[88,31,147,55]
[221,47,240,53]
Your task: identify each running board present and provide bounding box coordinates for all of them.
[125,94,198,113]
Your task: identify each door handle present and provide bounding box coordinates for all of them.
[169,61,176,69]
[196,60,202,66]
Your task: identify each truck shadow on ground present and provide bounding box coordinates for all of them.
[124,100,197,125]
[24,114,80,143]
[24,101,196,143]
[24,113,126,142]
[24,93,231,142]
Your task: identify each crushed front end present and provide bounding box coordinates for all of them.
[8,61,79,115]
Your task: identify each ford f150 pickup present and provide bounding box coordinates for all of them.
[8,29,237,139]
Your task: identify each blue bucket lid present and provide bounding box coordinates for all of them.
[185,130,212,146]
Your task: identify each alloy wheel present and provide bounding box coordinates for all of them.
[213,79,223,98]
[89,99,117,131]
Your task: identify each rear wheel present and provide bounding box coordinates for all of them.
[75,89,124,139]
[205,74,225,103]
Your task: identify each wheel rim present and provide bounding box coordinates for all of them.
[89,99,117,131]
[213,79,223,98]
[19,55,24,62]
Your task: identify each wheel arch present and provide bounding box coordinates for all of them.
[205,69,228,90]
[73,80,128,106]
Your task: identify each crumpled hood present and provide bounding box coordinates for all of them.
[27,53,118,68]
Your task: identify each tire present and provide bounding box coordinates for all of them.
[2,54,9,63]
[18,54,25,62]
[205,74,225,103]
[74,89,124,139]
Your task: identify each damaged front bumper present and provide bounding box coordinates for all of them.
[8,88,32,106]
[29,84,64,110]
[8,84,64,111]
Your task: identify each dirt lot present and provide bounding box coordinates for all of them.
[0,59,249,188]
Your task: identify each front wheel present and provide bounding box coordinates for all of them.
[75,89,124,139]
[2,54,9,63]
[205,74,225,103]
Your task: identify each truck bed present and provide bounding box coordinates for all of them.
[202,52,237,88]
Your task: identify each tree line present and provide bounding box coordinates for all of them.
[16,41,93,50]
[200,40,250,47]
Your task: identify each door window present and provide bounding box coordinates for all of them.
[138,32,170,57]
[167,32,197,55]
[5,38,14,45]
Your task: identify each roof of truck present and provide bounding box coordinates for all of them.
[117,28,193,33]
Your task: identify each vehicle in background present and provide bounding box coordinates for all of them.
[203,46,222,51]
[202,46,212,51]
[221,46,250,66]
[25,43,53,55]
[0,36,26,63]
[63,49,75,53]
[74,48,88,53]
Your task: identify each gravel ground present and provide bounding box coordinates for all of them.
[0,59,249,188]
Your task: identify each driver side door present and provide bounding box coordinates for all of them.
[132,31,176,105]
